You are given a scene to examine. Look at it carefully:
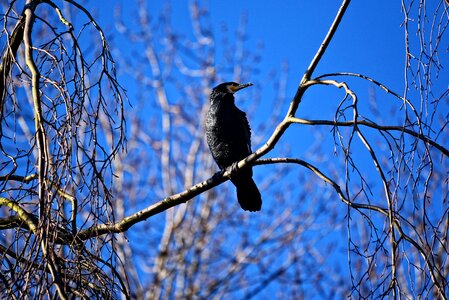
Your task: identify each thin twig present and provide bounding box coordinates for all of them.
[302,0,351,81]
[287,117,449,157]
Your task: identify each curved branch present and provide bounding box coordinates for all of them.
[255,158,389,215]
[23,2,66,299]
[287,0,351,118]
[0,197,37,233]
[0,214,38,231]
[41,0,73,29]
[314,72,421,123]
[287,117,449,157]
[23,0,49,218]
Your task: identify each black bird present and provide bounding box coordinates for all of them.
[205,82,262,212]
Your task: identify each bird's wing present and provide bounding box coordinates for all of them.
[239,110,252,153]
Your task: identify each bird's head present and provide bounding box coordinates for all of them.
[212,82,253,95]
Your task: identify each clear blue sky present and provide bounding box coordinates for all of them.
[92,0,407,96]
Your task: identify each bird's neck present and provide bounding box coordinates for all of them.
[211,92,235,107]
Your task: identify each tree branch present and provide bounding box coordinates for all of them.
[0,8,25,121]
[286,0,351,119]
[302,0,351,81]
[0,197,37,233]
[76,170,228,240]
[23,2,66,298]
[288,117,449,157]
[0,173,38,183]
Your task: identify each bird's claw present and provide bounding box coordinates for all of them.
[226,162,240,179]
[212,169,225,181]
[231,162,239,173]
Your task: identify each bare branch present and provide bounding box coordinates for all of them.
[302,0,351,81]
[288,117,449,157]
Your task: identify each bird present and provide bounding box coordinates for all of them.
[205,82,262,212]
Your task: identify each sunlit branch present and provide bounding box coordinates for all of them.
[302,0,351,81]
[23,1,66,298]
[41,0,73,29]
[24,0,49,219]
[0,173,38,183]
[57,189,77,235]
[76,171,227,240]
[0,197,37,233]
[76,111,299,239]
[287,0,351,118]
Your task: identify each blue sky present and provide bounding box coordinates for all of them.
[203,0,406,89]
[94,0,407,94]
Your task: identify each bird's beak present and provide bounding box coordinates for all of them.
[230,82,253,93]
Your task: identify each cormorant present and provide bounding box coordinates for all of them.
[205,82,262,212]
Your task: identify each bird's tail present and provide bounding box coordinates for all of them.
[232,176,262,212]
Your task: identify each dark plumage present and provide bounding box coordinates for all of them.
[205,82,262,212]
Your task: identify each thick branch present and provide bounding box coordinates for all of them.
[77,170,227,240]
[0,214,38,231]
[0,198,37,233]
[23,0,48,216]
[23,2,66,299]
